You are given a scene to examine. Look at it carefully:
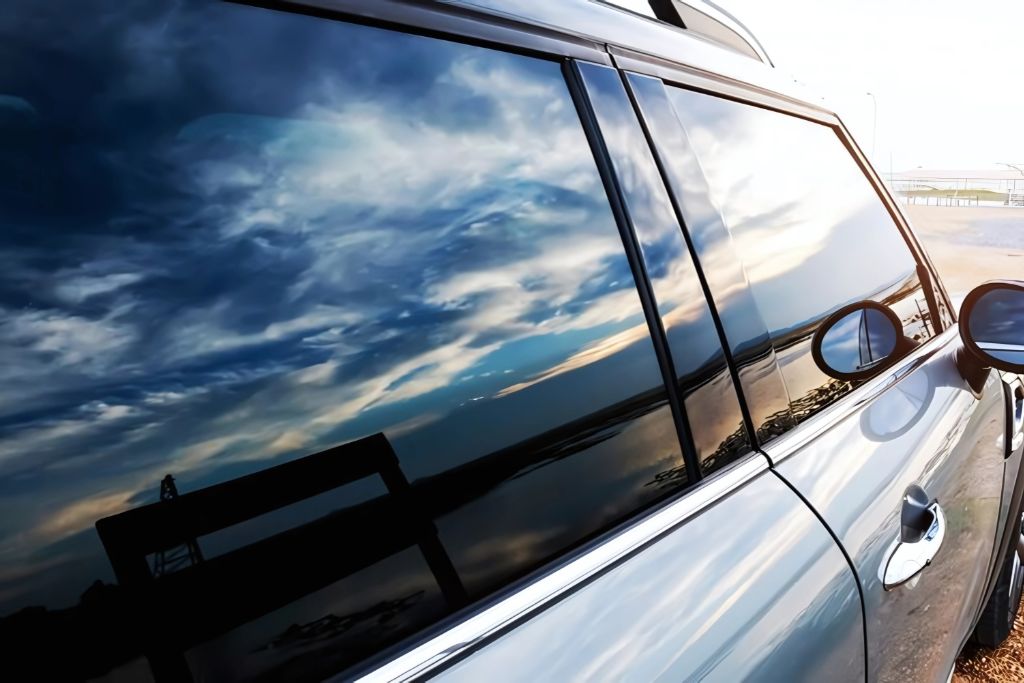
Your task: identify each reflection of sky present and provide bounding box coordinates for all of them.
[624,73,790,440]
[0,1,685,661]
[970,289,1024,345]
[661,86,930,420]
[821,309,897,373]
[576,63,748,469]
[665,87,919,336]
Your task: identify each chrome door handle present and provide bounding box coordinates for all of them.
[879,501,945,590]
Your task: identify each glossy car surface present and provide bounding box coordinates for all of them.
[0,1,1021,682]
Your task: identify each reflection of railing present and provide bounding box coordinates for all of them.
[96,433,467,683]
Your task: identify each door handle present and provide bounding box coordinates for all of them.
[879,486,946,590]
[1010,380,1023,453]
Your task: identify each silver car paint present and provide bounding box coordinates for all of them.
[433,464,864,682]
[773,332,1005,683]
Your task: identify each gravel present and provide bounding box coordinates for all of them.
[954,594,1024,682]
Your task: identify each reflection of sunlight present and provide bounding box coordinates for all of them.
[495,321,650,397]
[668,88,919,335]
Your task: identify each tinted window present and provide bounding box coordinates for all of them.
[627,74,794,443]
[578,63,751,475]
[0,2,687,680]
[662,88,935,425]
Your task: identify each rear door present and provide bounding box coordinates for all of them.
[626,68,1006,682]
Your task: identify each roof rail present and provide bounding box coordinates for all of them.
[648,0,773,65]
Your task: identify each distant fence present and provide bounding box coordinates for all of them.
[886,174,1024,207]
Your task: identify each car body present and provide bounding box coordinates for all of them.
[0,1,1022,682]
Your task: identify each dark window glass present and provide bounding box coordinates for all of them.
[577,63,751,475]
[0,2,687,680]
[662,87,935,426]
[627,73,794,443]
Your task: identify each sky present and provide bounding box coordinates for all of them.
[615,0,1024,173]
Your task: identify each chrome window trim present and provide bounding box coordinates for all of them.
[241,0,613,64]
[687,0,773,64]
[348,455,769,683]
[763,326,961,465]
[611,48,834,124]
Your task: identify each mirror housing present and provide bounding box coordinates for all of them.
[959,280,1024,379]
[812,300,916,381]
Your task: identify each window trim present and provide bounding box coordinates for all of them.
[618,70,759,451]
[233,0,612,64]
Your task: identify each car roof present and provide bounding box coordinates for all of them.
[324,0,829,118]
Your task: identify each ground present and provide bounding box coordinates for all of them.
[905,204,1024,682]
[901,189,1010,202]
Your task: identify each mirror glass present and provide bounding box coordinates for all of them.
[820,306,899,376]
[967,287,1024,367]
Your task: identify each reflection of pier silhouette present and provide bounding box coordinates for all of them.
[84,385,690,680]
[97,433,468,682]
[151,475,204,577]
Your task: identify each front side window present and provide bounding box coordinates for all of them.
[0,2,687,680]
[662,87,935,426]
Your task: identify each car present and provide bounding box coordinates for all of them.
[0,1,1022,681]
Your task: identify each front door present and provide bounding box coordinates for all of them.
[624,70,1007,681]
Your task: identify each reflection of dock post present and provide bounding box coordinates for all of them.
[378,452,470,609]
[152,475,204,577]
[96,433,470,682]
[96,484,193,682]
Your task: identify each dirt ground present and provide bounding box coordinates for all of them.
[906,205,1024,298]
[905,204,1024,682]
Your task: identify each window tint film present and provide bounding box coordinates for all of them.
[663,87,935,426]
[0,2,687,679]
[577,63,751,475]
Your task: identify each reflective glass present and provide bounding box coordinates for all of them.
[0,2,685,679]
[664,87,935,424]
[969,287,1024,366]
[627,73,793,442]
[578,63,751,475]
[820,308,898,374]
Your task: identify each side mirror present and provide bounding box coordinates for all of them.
[812,301,915,381]
[960,280,1024,374]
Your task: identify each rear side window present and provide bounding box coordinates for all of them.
[0,2,688,680]
[662,88,935,426]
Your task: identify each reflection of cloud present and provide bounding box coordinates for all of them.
[34,491,133,547]
[0,0,671,621]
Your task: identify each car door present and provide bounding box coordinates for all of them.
[408,58,867,683]
[624,67,1007,682]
